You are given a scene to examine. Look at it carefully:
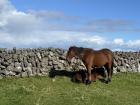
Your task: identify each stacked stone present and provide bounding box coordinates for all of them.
[0,48,84,78]
[0,48,140,78]
[113,51,140,73]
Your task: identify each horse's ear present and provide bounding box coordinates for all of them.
[71,45,77,48]
[69,45,77,49]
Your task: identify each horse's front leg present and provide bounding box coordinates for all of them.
[86,66,92,85]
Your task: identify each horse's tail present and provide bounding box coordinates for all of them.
[107,50,114,76]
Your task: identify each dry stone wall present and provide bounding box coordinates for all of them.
[0,48,140,78]
[113,51,140,73]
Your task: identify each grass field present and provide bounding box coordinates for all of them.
[0,72,140,105]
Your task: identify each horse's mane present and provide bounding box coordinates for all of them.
[77,47,84,54]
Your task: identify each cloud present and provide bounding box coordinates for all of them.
[0,0,140,51]
[87,19,132,27]
[0,30,107,48]
[83,19,138,32]
[114,38,124,45]
[29,10,79,21]
[127,40,140,50]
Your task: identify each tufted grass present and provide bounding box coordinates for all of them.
[0,72,140,105]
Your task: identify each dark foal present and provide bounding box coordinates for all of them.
[72,67,108,83]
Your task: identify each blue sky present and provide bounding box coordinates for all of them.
[0,0,140,50]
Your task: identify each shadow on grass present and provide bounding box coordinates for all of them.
[49,68,107,84]
[49,69,74,78]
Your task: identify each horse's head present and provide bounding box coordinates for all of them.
[66,46,78,64]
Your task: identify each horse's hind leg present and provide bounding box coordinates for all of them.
[105,64,112,82]
[104,67,109,82]
[101,66,109,83]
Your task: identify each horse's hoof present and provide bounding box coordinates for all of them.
[104,80,109,84]
[86,80,91,85]
[108,78,111,82]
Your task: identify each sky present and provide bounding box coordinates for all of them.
[0,0,140,51]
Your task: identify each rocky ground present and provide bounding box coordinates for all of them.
[0,48,140,78]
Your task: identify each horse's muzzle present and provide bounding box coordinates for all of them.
[66,59,71,65]
[67,60,71,65]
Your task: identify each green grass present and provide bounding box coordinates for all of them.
[0,73,140,105]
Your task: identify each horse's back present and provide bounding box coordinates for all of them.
[92,48,113,66]
[100,48,113,60]
[100,48,113,55]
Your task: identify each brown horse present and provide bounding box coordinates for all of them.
[66,46,113,85]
